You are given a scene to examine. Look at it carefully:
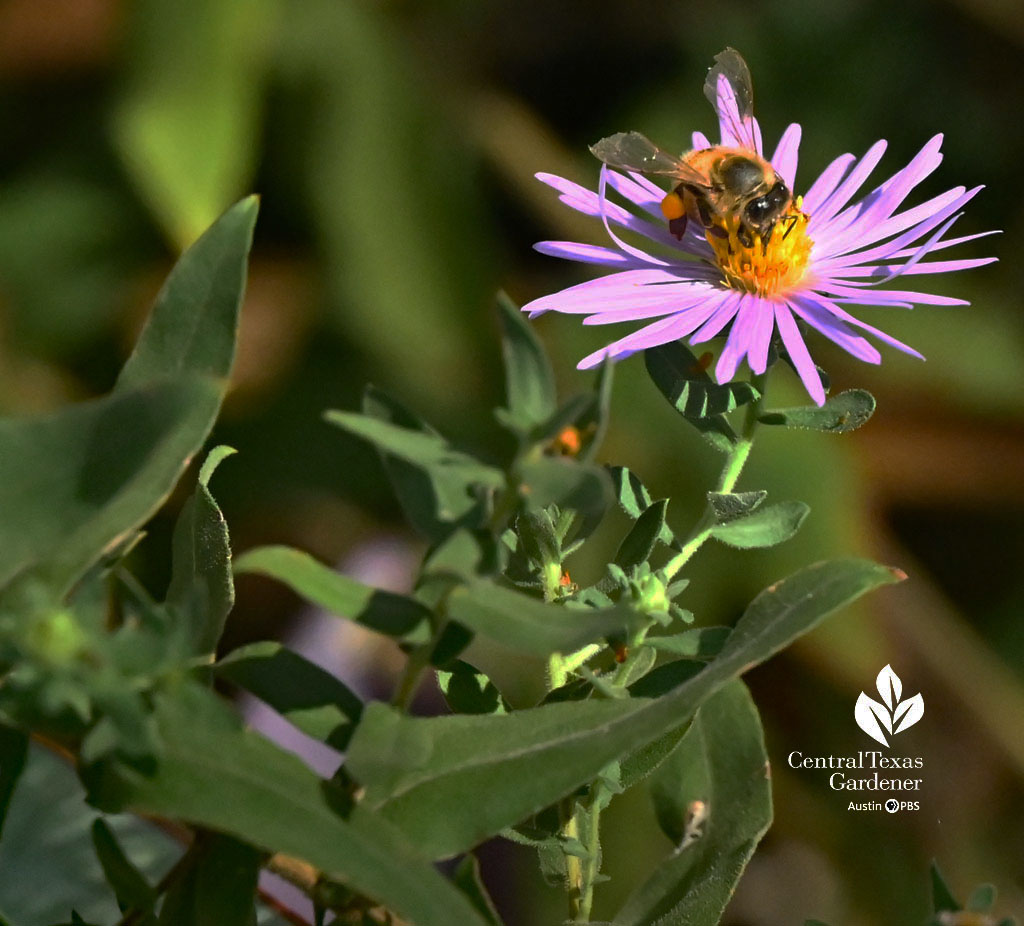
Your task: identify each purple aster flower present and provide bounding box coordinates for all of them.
[524,50,997,405]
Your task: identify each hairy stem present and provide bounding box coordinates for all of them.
[565,812,584,920]
[663,371,768,581]
[575,794,604,922]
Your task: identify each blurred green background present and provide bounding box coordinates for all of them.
[0,0,1021,923]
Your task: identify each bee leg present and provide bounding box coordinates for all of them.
[668,215,688,240]
[781,215,799,240]
[738,226,754,248]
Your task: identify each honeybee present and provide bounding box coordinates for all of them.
[590,49,794,248]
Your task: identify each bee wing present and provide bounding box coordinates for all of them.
[589,131,711,186]
[703,47,755,120]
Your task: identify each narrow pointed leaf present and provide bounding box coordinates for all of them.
[216,641,363,750]
[517,459,610,539]
[759,389,875,432]
[646,628,731,660]
[516,510,561,567]
[91,819,156,913]
[497,292,557,434]
[345,559,900,858]
[0,380,219,596]
[0,199,256,597]
[930,860,961,912]
[453,854,502,926]
[325,411,503,490]
[157,832,260,926]
[445,581,643,656]
[83,683,491,926]
[614,680,771,925]
[615,499,669,570]
[608,467,677,547]
[709,501,809,549]
[233,545,431,639]
[165,449,234,657]
[362,386,486,541]
[116,197,257,391]
[112,1,271,249]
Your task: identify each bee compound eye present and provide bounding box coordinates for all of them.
[744,196,772,223]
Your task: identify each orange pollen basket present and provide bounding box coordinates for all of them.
[706,197,813,298]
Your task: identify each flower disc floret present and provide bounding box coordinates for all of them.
[708,200,812,297]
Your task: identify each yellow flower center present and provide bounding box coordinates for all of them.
[706,197,813,297]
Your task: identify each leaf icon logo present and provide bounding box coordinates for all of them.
[854,665,924,746]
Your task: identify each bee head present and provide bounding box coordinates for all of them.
[743,180,792,235]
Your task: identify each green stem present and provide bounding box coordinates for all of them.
[572,781,609,922]
[663,372,768,581]
[390,648,428,711]
[548,651,568,690]
[565,812,584,920]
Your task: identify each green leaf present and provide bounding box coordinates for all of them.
[346,698,643,859]
[116,197,258,392]
[445,581,643,657]
[608,467,677,547]
[233,545,431,639]
[579,358,614,464]
[84,682,490,926]
[0,381,219,597]
[758,389,875,433]
[615,499,669,571]
[930,860,961,912]
[967,884,997,913]
[346,559,900,859]
[453,855,502,926]
[291,1,491,411]
[516,510,562,567]
[713,559,903,672]
[165,448,235,657]
[91,819,156,913]
[496,292,557,434]
[198,446,237,486]
[614,681,770,926]
[325,411,504,491]
[646,628,731,660]
[437,661,509,716]
[707,490,767,523]
[0,198,256,597]
[362,387,487,542]
[517,459,610,538]
[0,724,28,838]
[216,641,363,750]
[0,744,179,924]
[645,343,760,418]
[112,0,273,248]
[157,833,260,926]
[422,529,502,584]
[708,501,810,549]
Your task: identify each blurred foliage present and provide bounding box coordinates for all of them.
[0,0,1020,923]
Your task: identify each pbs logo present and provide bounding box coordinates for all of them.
[885,799,920,813]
